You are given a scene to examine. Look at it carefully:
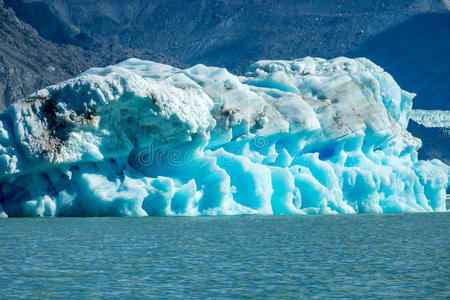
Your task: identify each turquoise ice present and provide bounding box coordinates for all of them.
[0,57,448,217]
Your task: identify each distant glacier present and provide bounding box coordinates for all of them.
[0,57,448,217]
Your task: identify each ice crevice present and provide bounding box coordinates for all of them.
[0,57,448,217]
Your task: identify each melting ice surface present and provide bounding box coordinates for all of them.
[0,57,448,217]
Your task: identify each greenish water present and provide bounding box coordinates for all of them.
[0,213,449,299]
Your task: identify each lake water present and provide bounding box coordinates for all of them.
[0,213,449,299]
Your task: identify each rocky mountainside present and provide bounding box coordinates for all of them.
[5,0,449,110]
[0,0,185,110]
[0,1,89,109]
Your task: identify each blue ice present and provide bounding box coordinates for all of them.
[0,57,447,217]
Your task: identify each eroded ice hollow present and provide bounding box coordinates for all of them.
[0,57,448,217]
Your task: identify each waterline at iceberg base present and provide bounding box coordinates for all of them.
[0,57,448,217]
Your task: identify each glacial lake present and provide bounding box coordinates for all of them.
[0,213,449,299]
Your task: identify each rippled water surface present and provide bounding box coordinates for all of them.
[1,213,449,299]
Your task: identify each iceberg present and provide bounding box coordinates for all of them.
[410,109,450,130]
[0,57,448,217]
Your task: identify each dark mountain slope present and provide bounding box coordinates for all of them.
[8,0,448,72]
[0,0,186,109]
[0,0,89,109]
[407,120,450,165]
[350,13,450,110]
[6,0,448,110]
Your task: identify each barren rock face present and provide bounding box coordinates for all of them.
[0,0,186,111]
